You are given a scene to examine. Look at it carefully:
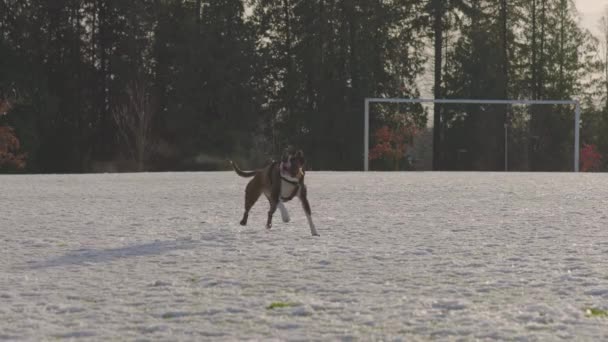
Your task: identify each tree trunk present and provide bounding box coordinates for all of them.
[538,0,546,99]
[97,0,113,159]
[432,0,444,170]
[196,0,202,26]
[604,15,608,111]
[500,0,509,171]
[558,0,566,95]
[531,0,537,99]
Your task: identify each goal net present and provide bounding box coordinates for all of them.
[364,98,581,172]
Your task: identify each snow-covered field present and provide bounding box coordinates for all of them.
[1,171,608,341]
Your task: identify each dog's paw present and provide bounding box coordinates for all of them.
[266,223,272,229]
[240,220,247,226]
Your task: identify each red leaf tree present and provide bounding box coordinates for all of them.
[580,143,602,172]
[0,126,26,171]
[369,124,417,170]
[0,96,26,171]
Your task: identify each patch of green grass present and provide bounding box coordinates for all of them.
[585,308,608,318]
[266,301,296,310]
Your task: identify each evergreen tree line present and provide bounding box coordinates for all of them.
[0,0,606,172]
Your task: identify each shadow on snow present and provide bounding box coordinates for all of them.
[27,238,199,269]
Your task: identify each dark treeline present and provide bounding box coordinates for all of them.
[0,0,606,172]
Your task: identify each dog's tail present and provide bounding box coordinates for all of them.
[229,160,257,178]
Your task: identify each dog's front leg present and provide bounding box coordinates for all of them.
[266,186,280,229]
[299,185,319,236]
[278,201,290,223]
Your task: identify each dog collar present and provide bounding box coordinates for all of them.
[279,168,301,184]
[279,162,301,183]
[280,175,299,185]
[280,176,300,201]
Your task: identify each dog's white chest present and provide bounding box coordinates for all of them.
[280,181,299,200]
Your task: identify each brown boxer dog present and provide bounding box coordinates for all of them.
[229,150,319,236]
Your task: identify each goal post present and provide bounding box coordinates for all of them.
[364,98,581,172]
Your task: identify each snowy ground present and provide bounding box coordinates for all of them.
[1,171,608,341]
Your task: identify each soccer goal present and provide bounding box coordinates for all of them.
[364,98,581,172]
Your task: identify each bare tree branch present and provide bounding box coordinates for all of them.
[112,77,155,171]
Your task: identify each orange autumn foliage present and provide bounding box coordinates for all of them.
[369,125,417,170]
[580,143,602,172]
[0,126,26,170]
[369,125,416,160]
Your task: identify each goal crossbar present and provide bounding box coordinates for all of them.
[364,98,581,172]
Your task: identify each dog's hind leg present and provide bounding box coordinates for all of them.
[298,185,319,236]
[241,178,262,226]
[277,202,290,223]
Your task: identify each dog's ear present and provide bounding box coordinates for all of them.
[282,146,294,162]
[295,150,305,166]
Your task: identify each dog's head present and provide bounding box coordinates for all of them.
[281,148,306,179]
